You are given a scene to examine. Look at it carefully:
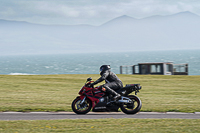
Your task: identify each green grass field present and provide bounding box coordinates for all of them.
[0,119,200,133]
[0,74,200,112]
[1,74,200,133]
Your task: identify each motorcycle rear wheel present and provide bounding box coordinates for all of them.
[71,97,92,114]
[120,95,142,114]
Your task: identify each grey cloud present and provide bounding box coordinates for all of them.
[1,0,200,25]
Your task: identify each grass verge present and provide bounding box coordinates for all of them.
[0,119,200,133]
[0,74,200,112]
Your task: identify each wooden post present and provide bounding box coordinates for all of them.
[120,66,122,74]
[185,64,188,75]
[132,65,135,74]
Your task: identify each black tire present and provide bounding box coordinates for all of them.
[71,97,92,114]
[120,95,142,114]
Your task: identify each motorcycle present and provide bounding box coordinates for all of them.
[71,77,142,114]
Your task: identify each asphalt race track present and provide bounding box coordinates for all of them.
[1,112,200,120]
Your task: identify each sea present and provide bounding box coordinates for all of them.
[0,49,199,75]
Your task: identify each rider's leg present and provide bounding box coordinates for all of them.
[102,83,121,101]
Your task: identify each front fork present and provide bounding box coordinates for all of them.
[78,95,96,109]
[80,96,86,105]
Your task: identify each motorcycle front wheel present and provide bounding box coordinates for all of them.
[120,95,142,114]
[71,97,92,114]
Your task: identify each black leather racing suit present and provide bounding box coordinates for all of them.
[93,70,123,91]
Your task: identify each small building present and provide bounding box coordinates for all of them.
[120,62,188,75]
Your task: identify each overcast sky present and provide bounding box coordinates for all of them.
[1,0,200,26]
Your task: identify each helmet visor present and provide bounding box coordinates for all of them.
[100,67,103,72]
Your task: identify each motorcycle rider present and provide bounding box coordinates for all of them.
[89,65,123,101]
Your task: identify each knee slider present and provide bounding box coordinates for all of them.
[101,85,107,92]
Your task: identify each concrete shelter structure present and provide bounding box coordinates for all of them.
[120,62,188,75]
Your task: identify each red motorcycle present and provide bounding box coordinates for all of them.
[71,77,142,114]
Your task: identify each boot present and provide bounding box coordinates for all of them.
[113,93,121,101]
[104,86,121,101]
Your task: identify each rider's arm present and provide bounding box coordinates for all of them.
[93,71,109,85]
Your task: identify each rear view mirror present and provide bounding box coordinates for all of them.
[87,77,92,81]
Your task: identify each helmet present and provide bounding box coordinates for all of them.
[100,65,111,74]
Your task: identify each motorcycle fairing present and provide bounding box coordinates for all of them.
[77,89,105,109]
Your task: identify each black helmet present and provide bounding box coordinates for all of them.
[100,65,110,74]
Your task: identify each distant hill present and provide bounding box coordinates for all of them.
[0,11,200,55]
[101,15,137,27]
